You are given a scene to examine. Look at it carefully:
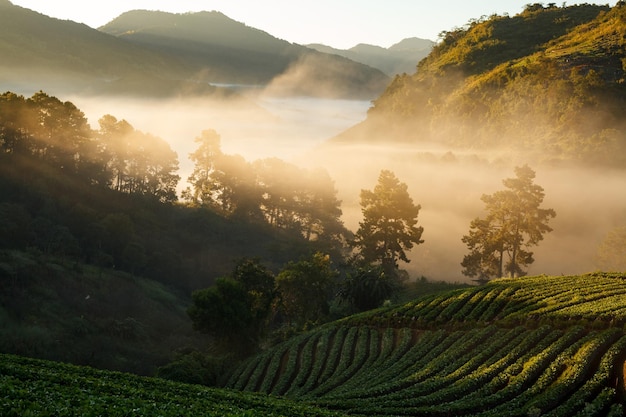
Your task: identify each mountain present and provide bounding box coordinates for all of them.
[0,2,389,99]
[331,3,626,167]
[98,10,390,98]
[307,37,434,76]
[0,1,222,97]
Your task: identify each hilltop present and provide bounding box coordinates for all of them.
[332,3,626,167]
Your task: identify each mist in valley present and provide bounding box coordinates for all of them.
[62,86,626,284]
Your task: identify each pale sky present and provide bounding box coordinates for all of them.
[9,1,611,49]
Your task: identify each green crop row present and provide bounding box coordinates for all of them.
[347,274,626,329]
[228,323,625,416]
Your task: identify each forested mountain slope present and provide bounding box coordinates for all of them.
[98,10,389,98]
[228,273,626,416]
[0,91,341,373]
[334,3,626,167]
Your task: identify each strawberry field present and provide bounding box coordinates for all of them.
[228,273,626,416]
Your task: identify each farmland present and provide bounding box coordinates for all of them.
[2,273,626,416]
[0,353,346,417]
[228,273,626,416]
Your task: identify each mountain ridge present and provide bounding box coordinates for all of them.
[307,37,434,76]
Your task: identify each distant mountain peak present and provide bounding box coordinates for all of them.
[388,37,434,52]
[307,37,434,76]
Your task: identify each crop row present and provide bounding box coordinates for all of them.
[229,324,625,416]
[349,274,626,329]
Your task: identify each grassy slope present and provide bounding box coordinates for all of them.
[0,249,209,376]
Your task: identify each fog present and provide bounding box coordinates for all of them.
[67,91,626,284]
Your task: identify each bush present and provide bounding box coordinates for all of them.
[156,350,236,387]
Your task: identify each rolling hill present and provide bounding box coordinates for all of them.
[0,1,389,99]
[227,273,626,416]
[332,3,626,167]
[307,37,435,76]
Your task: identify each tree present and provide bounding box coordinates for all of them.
[339,265,399,312]
[461,165,556,280]
[184,130,261,217]
[352,170,424,277]
[183,129,223,206]
[187,278,254,354]
[275,252,338,329]
[187,258,275,356]
[97,115,179,202]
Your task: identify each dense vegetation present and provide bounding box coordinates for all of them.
[0,353,347,417]
[337,3,626,166]
[228,273,626,416]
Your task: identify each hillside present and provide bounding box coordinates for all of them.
[332,3,626,167]
[98,10,390,98]
[0,90,343,374]
[307,37,434,76]
[227,273,626,416]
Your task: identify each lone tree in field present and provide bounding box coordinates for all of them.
[352,170,424,277]
[461,165,556,281]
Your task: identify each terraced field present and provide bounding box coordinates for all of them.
[228,273,626,416]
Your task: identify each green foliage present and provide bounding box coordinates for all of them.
[0,353,347,417]
[352,170,424,276]
[338,265,400,312]
[275,252,339,330]
[188,259,276,356]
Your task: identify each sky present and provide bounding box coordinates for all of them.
[8,1,610,49]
